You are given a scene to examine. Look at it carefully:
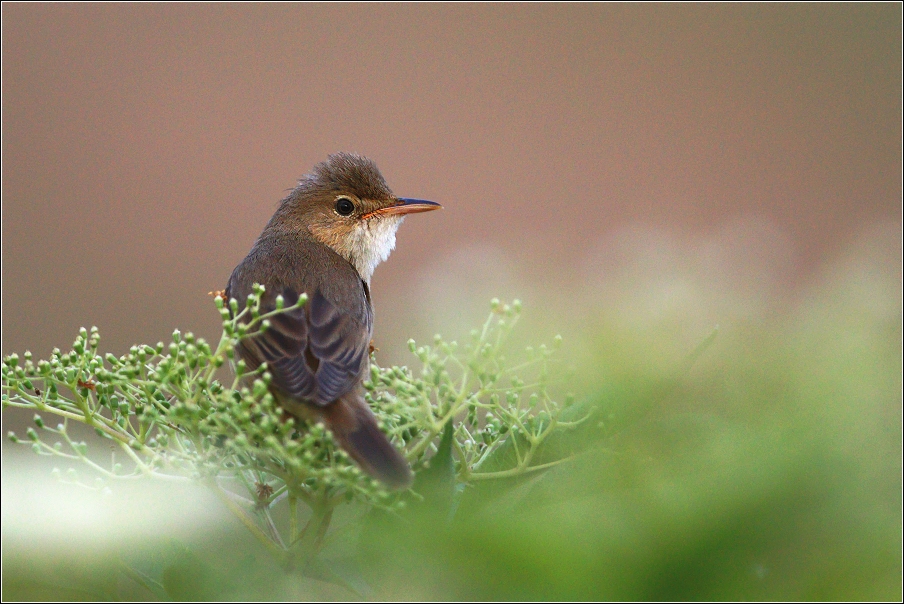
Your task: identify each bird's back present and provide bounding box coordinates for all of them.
[227,229,371,326]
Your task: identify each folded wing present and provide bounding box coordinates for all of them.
[237,288,371,407]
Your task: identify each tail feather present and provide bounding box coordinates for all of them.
[321,393,412,490]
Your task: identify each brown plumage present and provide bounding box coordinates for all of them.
[225,153,441,489]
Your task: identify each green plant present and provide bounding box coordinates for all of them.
[2,290,590,576]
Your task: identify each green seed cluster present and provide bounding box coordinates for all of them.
[3,290,586,509]
[364,298,589,481]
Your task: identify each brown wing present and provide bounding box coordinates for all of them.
[237,288,371,407]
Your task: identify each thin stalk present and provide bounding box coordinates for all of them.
[206,478,286,562]
[469,455,577,481]
[289,494,300,544]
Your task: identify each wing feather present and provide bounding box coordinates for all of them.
[238,287,370,407]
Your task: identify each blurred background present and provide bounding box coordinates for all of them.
[3,3,901,600]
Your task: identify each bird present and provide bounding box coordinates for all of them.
[225,152,441,490]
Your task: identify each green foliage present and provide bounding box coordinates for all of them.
[2,290,588,570]
[4,279,898,600]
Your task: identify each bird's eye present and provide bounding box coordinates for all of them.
[335,197,355,216]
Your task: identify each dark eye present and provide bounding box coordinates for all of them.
[335,197,355,216]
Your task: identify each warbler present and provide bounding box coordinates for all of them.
[226,152,441,489]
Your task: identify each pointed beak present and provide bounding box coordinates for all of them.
[362,198,442,219]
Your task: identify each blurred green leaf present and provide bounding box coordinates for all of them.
[411,420,456,513]
[161,542,223,601]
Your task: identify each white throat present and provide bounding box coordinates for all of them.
[346,216,404,283]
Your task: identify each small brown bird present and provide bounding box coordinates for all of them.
[225,153,440,489]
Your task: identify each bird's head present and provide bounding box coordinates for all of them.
[270,152,441,283]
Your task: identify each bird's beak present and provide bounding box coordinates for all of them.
[363,198,442,219]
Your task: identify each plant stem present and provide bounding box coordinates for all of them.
[289,494,299,544]
[205,478,286,562]
[469,455,577,481]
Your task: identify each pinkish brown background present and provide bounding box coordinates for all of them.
[2,4,901,368]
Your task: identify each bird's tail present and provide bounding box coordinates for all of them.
[320,392,413,490]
